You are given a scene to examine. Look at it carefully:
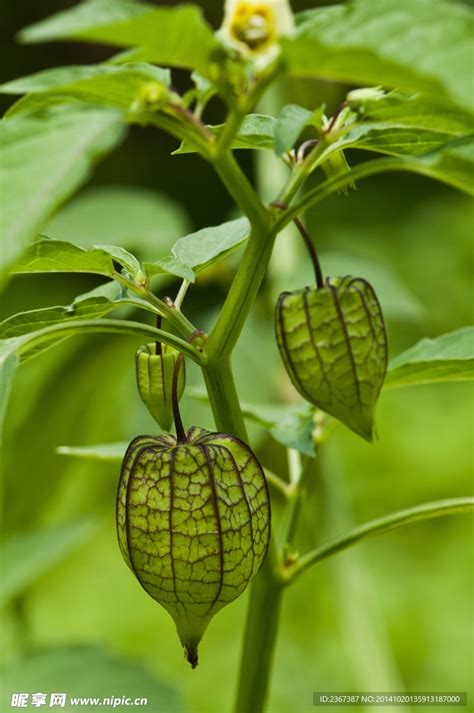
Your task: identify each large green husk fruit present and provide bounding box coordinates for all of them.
[116,426,270,667]
[135,343,185,431]
[275,276,388,441]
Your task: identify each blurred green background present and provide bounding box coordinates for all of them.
[1,2,473,712]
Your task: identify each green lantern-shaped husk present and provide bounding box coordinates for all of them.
[116,426,270,668]
[122,330,270,665]
[276,276,388,441]
[135,343,185,431]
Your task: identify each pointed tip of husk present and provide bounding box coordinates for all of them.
[185,644,199,669]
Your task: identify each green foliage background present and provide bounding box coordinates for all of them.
[1,1,473,712]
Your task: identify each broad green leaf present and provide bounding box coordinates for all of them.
[385,327,474,388]
[268,406,316,457]
[15,236,198,284]
[0,645,184,712]
[0,104,126,278]
[145,257,195,282]
[274,104,314,156]
[1,62,170,117]
[320,93,474,162]
[57,442,129,461]
[352,91,474,135]
[0,518,97,604]
[331,124,464,159]
[174,114,276,154]
[19,1,219,75]
[45,185,190,260]
[415,136,474,195]
[285,0,474,113]
[13,239,144,282]
[176,94,472,163]
[0,282,143,339]
[147,217,250,276]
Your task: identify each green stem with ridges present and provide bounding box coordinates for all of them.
[233,545,284,713]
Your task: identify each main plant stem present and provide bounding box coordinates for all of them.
[233,549,284,713]
[203,355,285,713]
[202,148,284,712]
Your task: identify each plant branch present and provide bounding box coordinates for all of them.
[273,156,465,233]
[278,457,317,555]
[141,288,195,336]
[286,497,474,583]
[276,139,330,207]
[16,319,204,365]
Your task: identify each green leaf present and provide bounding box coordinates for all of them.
[416,136,474,195]
[0,105,126,278]
[0,645,184,712]
[57,442,129,461]
[147,217,250,276]
[0,282,143,339]
[285,0,474,113]
[19,1,219,75]
[350,91,474,135]
[385,327,474,389]
[274,104,313,156]
[268,407,316,457]
[13,239,144,282]
[321,93,474,162]
[0,518,97,604]
[1,62,170,116]
[145,257,196,282]
[45,185,190,261]
[174,114,276,154]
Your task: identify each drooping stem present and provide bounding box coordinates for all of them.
[155,315,162,356]
[171,351,186,443]
[271,202,324,289]
[172,330,207,442]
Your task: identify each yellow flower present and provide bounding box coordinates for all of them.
[220,0,294,68]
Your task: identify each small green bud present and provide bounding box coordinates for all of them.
[116,427,270,667]
[275,276,388,441]
[135,343,185,432]
[130,81,170,113]
[321,150,355,194]
[347,86,385,111]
